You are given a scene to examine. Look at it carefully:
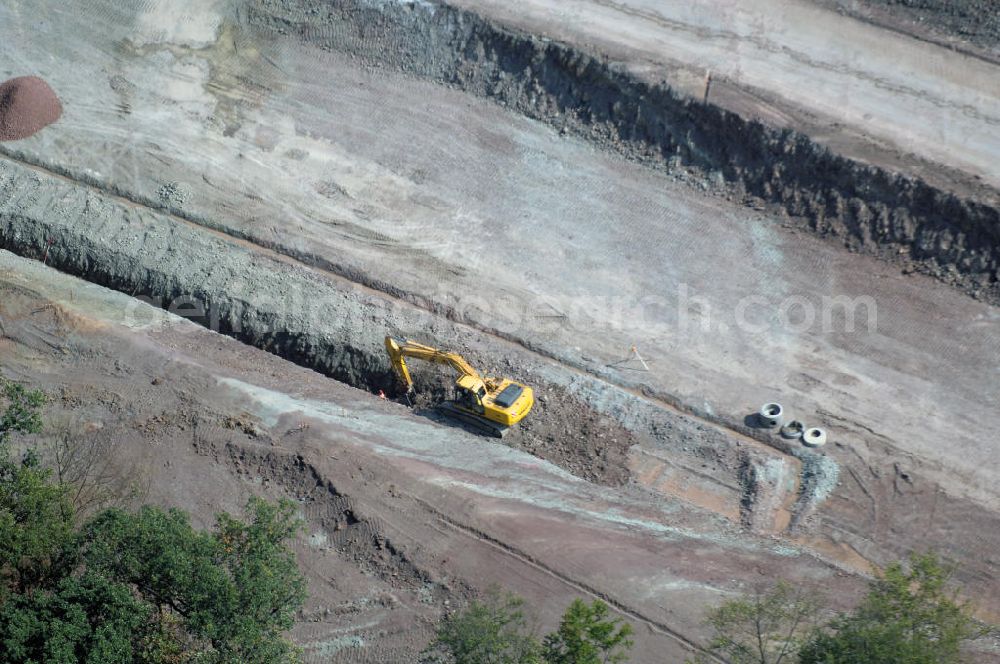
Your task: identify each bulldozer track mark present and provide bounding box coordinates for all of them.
[417,498,723,662]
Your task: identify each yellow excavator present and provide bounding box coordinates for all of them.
[384,336,534,437]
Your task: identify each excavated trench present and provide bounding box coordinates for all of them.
[252,0,1000,303]
[0,0,899,534]
[0,158,643,476]
[0,154,832,534]
[0,160,395,393]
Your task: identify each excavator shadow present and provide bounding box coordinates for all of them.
[409,400,509,439]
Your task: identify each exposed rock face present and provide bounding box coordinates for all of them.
[0,76,62,141]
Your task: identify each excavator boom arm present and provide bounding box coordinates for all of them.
[384,336,484,391]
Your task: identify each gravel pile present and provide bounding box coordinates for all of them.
[0,76,62,141]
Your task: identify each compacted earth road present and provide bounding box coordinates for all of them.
[1,0,999,661]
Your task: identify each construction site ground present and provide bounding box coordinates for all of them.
[1,0,998,661]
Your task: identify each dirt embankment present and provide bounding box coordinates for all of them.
[0,159,647,489]
[251,0,1000,304]
[824,0,1000,56]
[0,281,464,661]
[0,156,835,534]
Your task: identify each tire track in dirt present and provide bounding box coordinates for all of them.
[587,0,1000,126]
[412,496,725,662]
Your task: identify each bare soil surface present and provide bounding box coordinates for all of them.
[2,134,1000,659]
[1,251,883,662]
[253,0,1000,303]
[1,0,999,660]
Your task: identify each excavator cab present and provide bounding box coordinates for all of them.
[455,374,487,413]
[384,336,533,437]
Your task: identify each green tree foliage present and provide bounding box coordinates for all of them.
[0,458,76,601]
[0,374,45,445]
[541,599,634,664]
[213,497,307,654]
[798,552,985,664]
[692,581,823,664]
[1,570,153,664]
[80,497,306,664]
[431,595,634,664]
[431,588,544,664]
[0,379,307,662]
[0,486,306,662]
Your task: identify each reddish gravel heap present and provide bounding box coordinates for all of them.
[0,76,62,141]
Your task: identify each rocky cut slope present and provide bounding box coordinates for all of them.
[252,0,1000,303]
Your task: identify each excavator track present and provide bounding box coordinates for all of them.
[436,401,509,438]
